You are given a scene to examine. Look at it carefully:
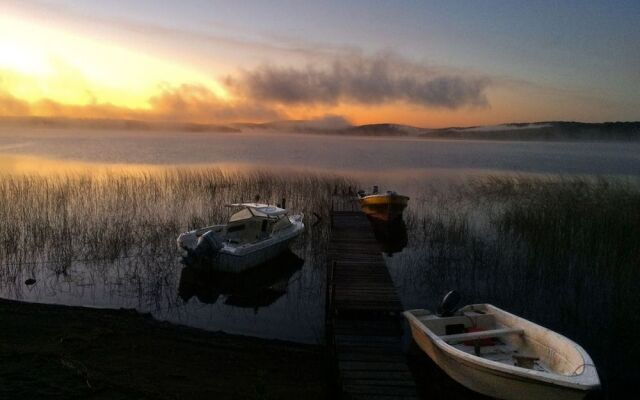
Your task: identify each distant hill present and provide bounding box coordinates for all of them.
[419,122,640,141]
[249,120,640,141]
[0,116,240,133]
[236,121,420,136]
[344,124,421,136]
[2,116,639,141]
[233,116,351,132]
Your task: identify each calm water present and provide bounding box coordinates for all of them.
[2,128,640,178]
[2,127,640,397]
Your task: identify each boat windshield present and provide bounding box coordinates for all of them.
[228,205,286,223]
[252,209,269,218]
[229,208,253,222]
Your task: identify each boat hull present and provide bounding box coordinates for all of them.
[408,322,590,400]
[405,306,599,400]
[359,194,409,222]
[213,235,297,272]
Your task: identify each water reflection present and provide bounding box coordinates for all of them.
[178,250,304,311]
[1,144,638,396]
[367,216,408,255]
[3,129,640,178]
[0,163,340,344]
[386,181,639,398]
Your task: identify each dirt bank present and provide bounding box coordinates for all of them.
[0,298,328,399]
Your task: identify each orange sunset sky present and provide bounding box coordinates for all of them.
[1,1,639,128]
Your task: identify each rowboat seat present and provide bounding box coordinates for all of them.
[420,314,497,334]
[440,327,524,343]
[513,354,540,369]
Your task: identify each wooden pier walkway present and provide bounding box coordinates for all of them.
[326,209,418,399]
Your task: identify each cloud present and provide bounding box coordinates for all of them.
[0,91,144,123]
[228,53,491,109]
[148,84,279,122]
[0,51,491,126]
[0,83,281,124]
[0,92,30,115]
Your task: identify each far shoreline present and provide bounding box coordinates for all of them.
[2,116,639,142]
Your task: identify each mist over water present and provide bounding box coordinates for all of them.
[1,128,639,178]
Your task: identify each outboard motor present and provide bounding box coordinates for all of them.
[437,290,461,317]
[181,230,224,265]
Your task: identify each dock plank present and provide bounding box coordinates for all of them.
[327,209,417,399]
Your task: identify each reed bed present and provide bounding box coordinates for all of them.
[396,175,640,396]
[0,168,352,279]
[2,168,638,392]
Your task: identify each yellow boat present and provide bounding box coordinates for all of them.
[357,186,409,222]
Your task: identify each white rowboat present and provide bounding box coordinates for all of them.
[404,304,600,400]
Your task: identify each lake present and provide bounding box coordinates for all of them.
[2,127,640,179]
[1,127,639,397]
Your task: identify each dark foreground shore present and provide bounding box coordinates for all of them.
[0,299,328,399]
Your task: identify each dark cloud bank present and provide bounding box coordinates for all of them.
[1,53,492,128]
[228,54,491,109]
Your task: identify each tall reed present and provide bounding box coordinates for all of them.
[395,176,640,396]
[0,168,352,277]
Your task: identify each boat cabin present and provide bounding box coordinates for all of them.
[224,203,292,244]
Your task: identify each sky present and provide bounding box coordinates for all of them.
[0,0,639,128]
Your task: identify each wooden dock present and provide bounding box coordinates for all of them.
[326,209,418,399]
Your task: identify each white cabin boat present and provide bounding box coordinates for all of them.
[404,304,600,400]
[177,203,304,272]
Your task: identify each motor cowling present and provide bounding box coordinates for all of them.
[182,230,224,265]
[437,290,461,317]
[195,230,224,255]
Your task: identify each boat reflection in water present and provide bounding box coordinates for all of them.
[367,216,408,256]
[178,250,304,311]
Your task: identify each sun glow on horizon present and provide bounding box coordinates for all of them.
[0,9,506,127]
[0,2,637,127]
[0,12,230,114]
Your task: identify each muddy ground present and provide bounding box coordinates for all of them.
[0,299,328,399]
